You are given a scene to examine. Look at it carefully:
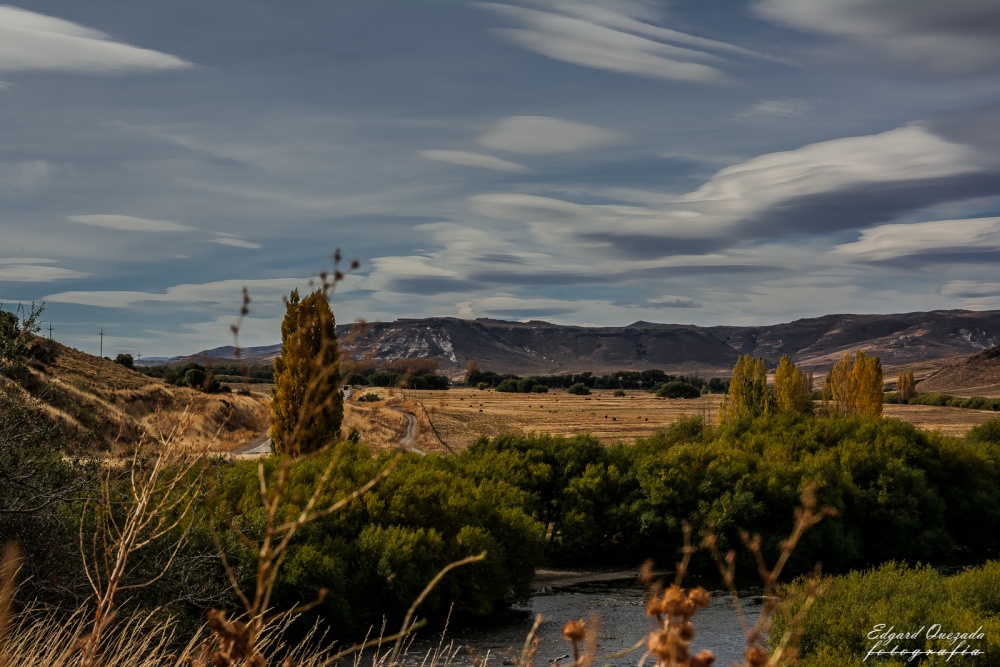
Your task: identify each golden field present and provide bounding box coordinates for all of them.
[342,387,999,450]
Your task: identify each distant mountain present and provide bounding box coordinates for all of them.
[145,309,1000,376]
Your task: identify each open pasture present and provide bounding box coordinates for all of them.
[400,388,999,450]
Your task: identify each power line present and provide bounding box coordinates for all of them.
[47,323,53,340]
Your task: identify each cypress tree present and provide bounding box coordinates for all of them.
[271,288,343,455]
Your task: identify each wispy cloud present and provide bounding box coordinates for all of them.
[44,277,346,309]
[832,217,1000,262]
[733,98,812,122]
[482,2,770,83]
[0,5,192,73]
[756,0,1000,76]
[418,150,530,172]
[0,160,60,195]
[940,281,1000,299]
[478,116,626,155]
[0,258,88,282]
[210,233,263,250]
[69,214,194,232]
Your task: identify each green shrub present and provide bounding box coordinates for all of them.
[656,380,701,399]
[357,392,381,402]
[212,443,544,637]
[968,418,1000,445]
[772,562,1000,666]
[567,383,590,395]
[613,389,626,397]
[496,378,519,392]
[531,384,549,393]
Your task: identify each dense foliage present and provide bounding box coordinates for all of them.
[212,442,543,636]
[885,392,1000,411]
[466,367,724,392]
[772,561,1000,666]
[461,414,1000,571]
[0,390,90,605]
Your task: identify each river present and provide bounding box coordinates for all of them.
[399,576,763,667]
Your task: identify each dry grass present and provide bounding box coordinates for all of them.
[882,402,999,437]
[11,340,270,452]
[342,388,451,454]
[408,388,722,449]
[380,388,997,450]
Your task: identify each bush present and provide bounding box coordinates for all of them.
[357,393,381,402]
[656,380,701,399]
[213,443,544,636]
[496,378,519,393]
[772,562,1000,666]
[567,383,590,395]
[968,418,1000,445]
[613,389,626,397]
[477,382,489,390]
[114,353,135,369]
[343,373,368,386]
[531,384,549,393]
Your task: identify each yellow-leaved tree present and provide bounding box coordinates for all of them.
[719,354,772,423]
[897,369,916,403]
[823,350,883,418]
[271,288,342,455]
[774,355,809,413]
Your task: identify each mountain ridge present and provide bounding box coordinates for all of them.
[143,309,1000,376]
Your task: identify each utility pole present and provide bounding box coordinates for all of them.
[47,323,53,340]
[137,350,141,363]
[100,329,104,357]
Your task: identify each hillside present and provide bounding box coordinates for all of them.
[916,345,1000,396]
[1,339,269,451]
[155,309,1000,377]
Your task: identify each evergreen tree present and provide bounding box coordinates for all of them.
[271,289,343,455]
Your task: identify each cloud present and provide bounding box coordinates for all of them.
[43,276,347,309]
[478,116,626,155]
[831,217,1000,262]
[482,3,759,83]
[69,214,195,232]
[644,295,702,308]
[733,98,812,122]
[683,125,982,212]
[0,258,88,282]
[418,150,529,172]
[210,234,263,250]
[755,0,1000,75]
[939,281,1000,299]
[0,5,192,73]
[612,296,702,309]
[0,160,59,195]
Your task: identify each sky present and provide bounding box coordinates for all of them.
[3,0,1000,358]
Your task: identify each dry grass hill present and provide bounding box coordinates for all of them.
[916,345,1000,396]
[1,339,269,452]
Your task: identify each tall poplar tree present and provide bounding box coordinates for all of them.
[824,350,883,418]
[271,288,343,456]
[897,369,916,403]
[719,354,772,423]
[774,354,808,413]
